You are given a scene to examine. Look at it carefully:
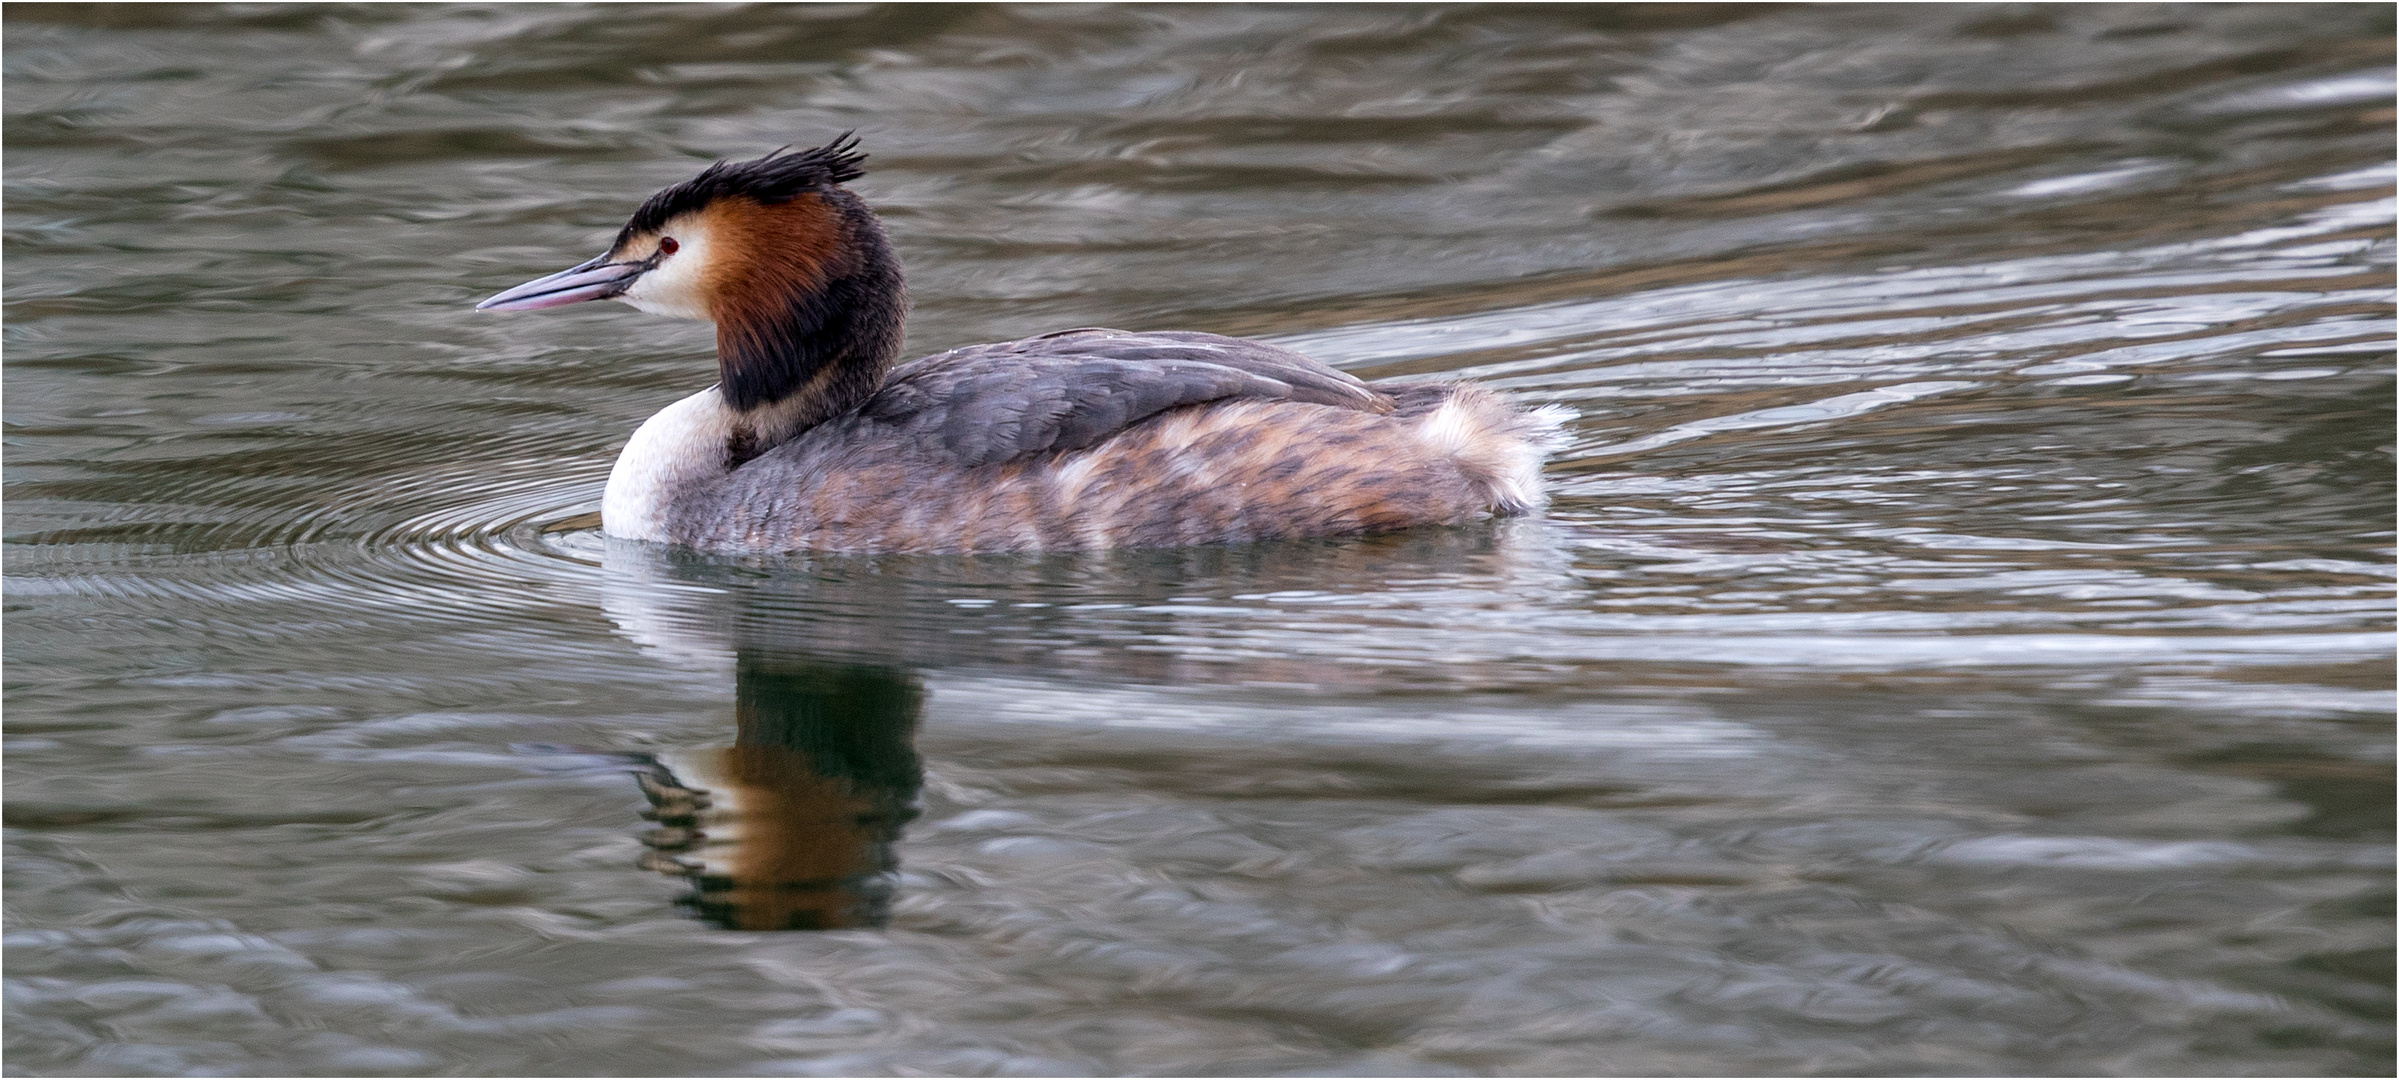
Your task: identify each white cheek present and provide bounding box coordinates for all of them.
[618,228,715,322]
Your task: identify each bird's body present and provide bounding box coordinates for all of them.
[606,329,1558,553]
[481,138,1566,554]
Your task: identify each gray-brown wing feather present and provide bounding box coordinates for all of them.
[850,329,1391,468]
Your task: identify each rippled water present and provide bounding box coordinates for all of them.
[6,4,2394,1076]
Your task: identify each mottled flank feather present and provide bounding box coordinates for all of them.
[658,330,1569,554]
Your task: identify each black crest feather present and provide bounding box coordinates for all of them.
[617,133,868,245]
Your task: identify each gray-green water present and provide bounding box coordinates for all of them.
[5,3,2393,1075]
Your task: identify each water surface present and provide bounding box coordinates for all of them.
[6,3,2394,1076]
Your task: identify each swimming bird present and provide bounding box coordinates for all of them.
[478,135,1568,554]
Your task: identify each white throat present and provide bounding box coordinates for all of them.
[602,388,737,543]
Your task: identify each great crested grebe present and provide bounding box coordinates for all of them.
[479,135,1568,554]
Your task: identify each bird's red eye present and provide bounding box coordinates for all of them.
[658,237,679,256]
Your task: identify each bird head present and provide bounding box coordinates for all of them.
[477,134,873,325]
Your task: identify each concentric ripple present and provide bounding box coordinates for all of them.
[8,460,607,637]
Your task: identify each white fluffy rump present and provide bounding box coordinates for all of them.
[1409,387,1574,515]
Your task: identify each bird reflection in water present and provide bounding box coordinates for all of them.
[632,655,923,930]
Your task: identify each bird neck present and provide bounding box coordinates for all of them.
[714,189,907,467]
